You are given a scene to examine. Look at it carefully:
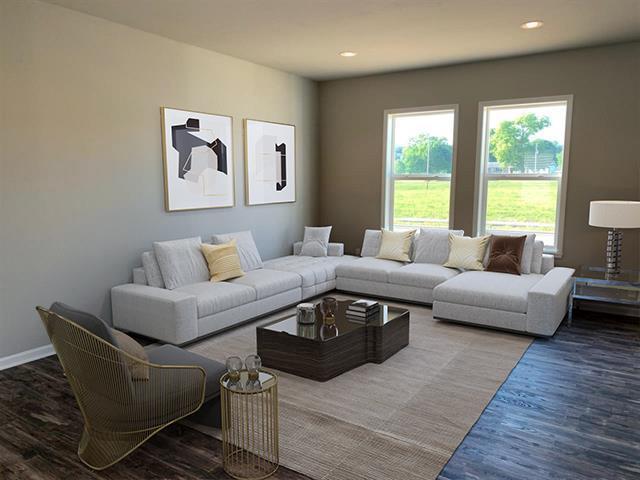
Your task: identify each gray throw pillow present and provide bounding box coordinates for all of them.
[50,302,116,346]
[360,229,382,257]
[483,233,536,274]
[141,251,165,288]
[211,231,263,272]
[153,237,210,290]
[413,228,464,264]
[300,226,332,257]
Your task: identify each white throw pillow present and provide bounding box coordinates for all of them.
[444,234,490,271]
[153,237,210,290]
[483,233,536,274]
[413,228,464,264]
[530,240,544,274]
[300,226,332,257]
[376,229,416,262]
[211,231,263,272]
[360,229,382,257]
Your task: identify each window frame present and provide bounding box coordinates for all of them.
[381,104,459,231]
[473,95,574,257]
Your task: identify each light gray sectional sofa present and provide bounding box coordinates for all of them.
[112,232,357,344]
[112,228,574,344]
[336,229,574,336]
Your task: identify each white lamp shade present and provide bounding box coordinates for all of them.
[589,200,640,229]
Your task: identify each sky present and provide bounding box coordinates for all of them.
[393,102,568,148]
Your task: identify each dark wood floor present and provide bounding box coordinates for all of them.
[0,309,638,479]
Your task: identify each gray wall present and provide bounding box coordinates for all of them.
[319,42,640,269]
[0,0,319,358]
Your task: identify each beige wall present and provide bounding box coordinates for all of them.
[319,42,640,269]
[0,0,318,359]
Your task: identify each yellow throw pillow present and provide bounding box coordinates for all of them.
[376,229,416,262]
[443,234,490,270]
[201,241,245,282]
[111,329,149,381]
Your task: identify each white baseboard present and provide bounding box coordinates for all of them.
[0,344,55,371]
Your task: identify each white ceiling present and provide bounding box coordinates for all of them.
[44,0,640,80]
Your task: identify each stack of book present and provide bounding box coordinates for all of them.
[346,299,380,322]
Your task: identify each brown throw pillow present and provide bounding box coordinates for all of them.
[486,235,527,275]
[111,329,150,381]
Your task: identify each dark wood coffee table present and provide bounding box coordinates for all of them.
[256,300,409,381]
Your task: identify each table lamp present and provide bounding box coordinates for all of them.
[589,200,640,274]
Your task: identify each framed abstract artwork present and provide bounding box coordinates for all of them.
[161,107,234,211]
[244,119,296,205]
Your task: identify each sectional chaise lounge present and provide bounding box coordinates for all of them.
[111,229,574,344]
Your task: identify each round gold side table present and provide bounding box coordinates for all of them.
[220,369,279,480]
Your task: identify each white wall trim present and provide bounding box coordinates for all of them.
[0,344,55,371]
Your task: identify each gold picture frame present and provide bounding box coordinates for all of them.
[161,106,235,212]
[243,118,296,206]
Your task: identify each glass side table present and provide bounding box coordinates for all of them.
[220,369,279,480]
[571,266,640,324]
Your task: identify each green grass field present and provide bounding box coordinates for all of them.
[393,179,558,232]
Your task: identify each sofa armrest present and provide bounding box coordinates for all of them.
[328,242,344,256]
[541,254,555,274]
[526,267,574,336]
[292,241,344,256]
[111,284,198,344]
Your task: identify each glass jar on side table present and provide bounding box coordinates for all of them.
[220,369,279,480]
[571,266,640,324]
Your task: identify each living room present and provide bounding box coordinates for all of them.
[1,0,639,479]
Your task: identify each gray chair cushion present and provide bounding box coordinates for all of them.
[413,228,464,264]
[388,263,459,289]
[433,271,544,313]
[175,282,257,317]
[360,229,382,257]
[335,257,403,283]
[145,344,226,401]
[211,231,263,272]
[153,237,210,290]
[228,268,301,299]
[300,226,332,257]
[141,251,165,288]
[50,302,117,346]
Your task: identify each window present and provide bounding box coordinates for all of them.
[383,106,458,231]
[475,96,573,254]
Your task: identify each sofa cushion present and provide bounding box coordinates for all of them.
[228,268,301,300]
[264,256,332,287]
[388,263,459,290]
[153,237,210,290]
[175,282,256,317]
[360,229,382,257]
[201,241,244,282]
[376,229,415,262]
[335,257,404,283]
[141,251,165,288]
[211,231,263,272]
[433,271,544,313]
[146,344,226,400]
[531,240,544,274]
[485,235,527,275]
[300,226,332,257]
[443,235,490,271]
[413,228,464,264]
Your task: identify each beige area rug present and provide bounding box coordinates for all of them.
[187,295,532,480]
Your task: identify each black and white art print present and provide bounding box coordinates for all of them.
[161,107,234,211]
[244,119,296,205]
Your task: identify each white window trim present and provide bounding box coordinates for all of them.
[472,95,574,257]
[381,104,459,231]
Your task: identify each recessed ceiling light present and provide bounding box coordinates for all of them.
[520,20,544,30]
[339,51,357,57]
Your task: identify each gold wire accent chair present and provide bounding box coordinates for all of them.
[36,306,207,470]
